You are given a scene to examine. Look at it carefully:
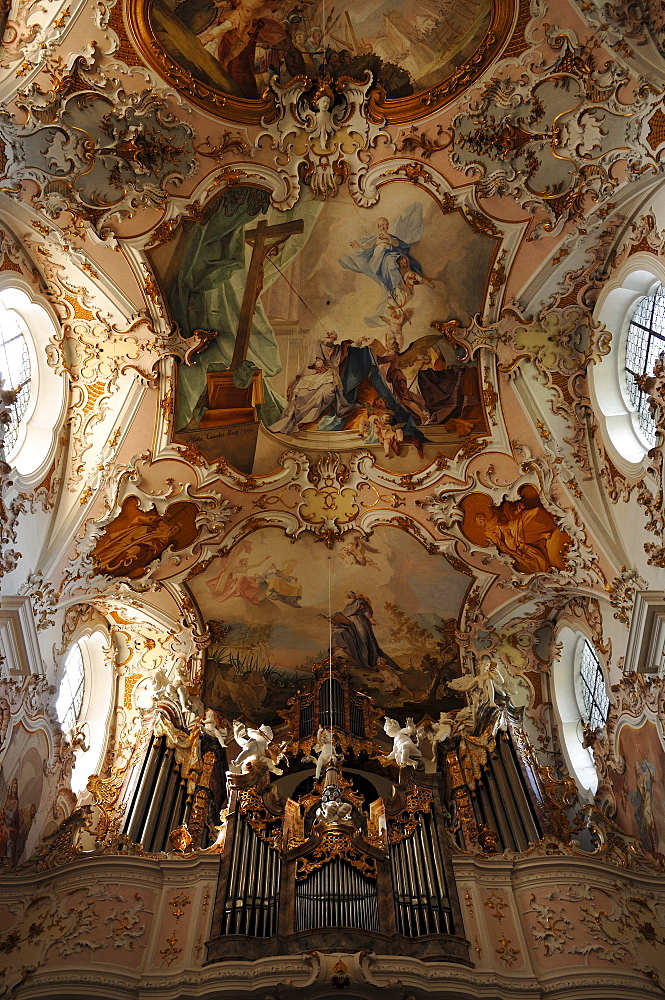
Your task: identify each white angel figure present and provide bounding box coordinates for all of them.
[418,711,455,745]
[316,785,353,823]
[303,727,337,780]
[150,666,171,702]
[170,663,204,717]
[231,720,283,775]
[200,709,228,748]
[448,656,506,722]
[383,717,422,769]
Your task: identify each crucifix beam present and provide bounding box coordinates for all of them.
[231,218,304,371]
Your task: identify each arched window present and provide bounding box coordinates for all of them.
[0,278,67,481]
[0,302,31,455]
[55,643,85,734]
[624,282,665,448]
[578,639,610,731]
[591,265,665,466]
[552,629,610,798]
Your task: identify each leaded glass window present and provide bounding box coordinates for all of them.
[579,640,609,731]
[0,306,30,455]
[625,284,665,447]
[56,643,85,733]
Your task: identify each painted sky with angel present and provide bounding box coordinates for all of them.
[191,526,470,722]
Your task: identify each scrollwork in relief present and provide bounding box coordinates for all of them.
[295,829,377,880]
[638,357,665,568]
[449,30,658,238]
[0,878,148,998]
[60,457,237,599]
[1,87,196,238]
[528,880,665,991]
[421,448,603,588]
[257,73,393,210]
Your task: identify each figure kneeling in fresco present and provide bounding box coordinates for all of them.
[269,330,356,434]
[269,330,426,455]
[328,591,401,674]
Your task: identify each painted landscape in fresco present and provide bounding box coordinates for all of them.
[190,527,469,725]
[612,721,665,857]
[151,183,496,471]
[151,0,491,100]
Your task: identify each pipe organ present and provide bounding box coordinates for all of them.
[118,707,227,852]
[103,660,577,967]
[442,702,576,853]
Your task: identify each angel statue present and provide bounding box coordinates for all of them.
[383,717,422,769]
[150,662,204,717]
[170,662,205,717]
[303,727,337,780]
[200,709,229,748]
[231,720,283,775]
[448,656,506,724]
[316,784,353,824]
[418,711,455,746]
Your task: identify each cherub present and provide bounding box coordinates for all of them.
[200,708,228,748]
[303,727,337,780]
[358,402,404,457]
[379,304,413,350]
[316,785,353,824]
[393,254,433,306]
[338,534,380,570]
[231,720,283,775]
[383,717,422,768]
[418,711,455,745]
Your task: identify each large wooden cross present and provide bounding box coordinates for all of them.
[230,218,304,371]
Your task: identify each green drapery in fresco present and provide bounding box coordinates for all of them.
[169,186,322,429]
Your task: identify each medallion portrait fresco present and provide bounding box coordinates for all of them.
[189,526,469,725]
[459,486,572,575]
[128,0,515,122]
[150,183,498,474]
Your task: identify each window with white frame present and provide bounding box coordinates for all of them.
[578,639,610,731]
[552,628,609,797]
[591,266,665,466]
[0,279,67,481]
[0,303,31,455]
[624,283,665,448]
[55,643,85,734]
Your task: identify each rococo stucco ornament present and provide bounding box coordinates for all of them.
[258,73,392,209]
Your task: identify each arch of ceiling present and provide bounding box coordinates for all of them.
[0,0,664,858]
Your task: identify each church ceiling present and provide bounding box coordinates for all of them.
[1,0,665,836]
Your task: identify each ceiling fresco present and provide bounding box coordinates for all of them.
[149,181,499,472]
[129,0,514,121]
[190,525,470,722]
[1,2,665,986]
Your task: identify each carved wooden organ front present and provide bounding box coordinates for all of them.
[106,661,577,964]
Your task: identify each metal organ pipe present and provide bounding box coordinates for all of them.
[141,746,174,849]
[152,762,179,852]
[125,735,163,842]
[498,734,542,844]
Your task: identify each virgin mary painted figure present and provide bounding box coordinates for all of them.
[339,205,424,291]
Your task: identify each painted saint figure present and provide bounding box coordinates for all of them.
[629,756,659,854]
[269,330,355,434]
[338,204,426,324]
[329,591,400,673]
